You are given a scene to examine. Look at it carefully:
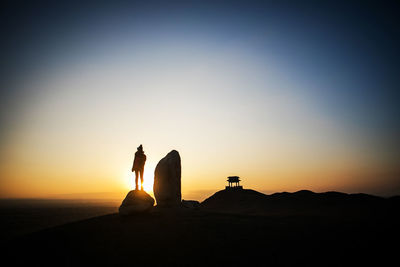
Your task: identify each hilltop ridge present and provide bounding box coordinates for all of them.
[200,188,394,216]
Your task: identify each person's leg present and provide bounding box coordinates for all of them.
[140,169,144,190]
[134,170,139,190]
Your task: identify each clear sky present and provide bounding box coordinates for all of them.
[1,0,399,199]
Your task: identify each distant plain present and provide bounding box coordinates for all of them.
[0,199,120,241]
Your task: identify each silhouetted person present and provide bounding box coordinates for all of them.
[132,144,147,190]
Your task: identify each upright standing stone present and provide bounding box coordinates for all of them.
[153,150,181,207]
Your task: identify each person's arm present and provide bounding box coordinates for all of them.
[132,155,136,172]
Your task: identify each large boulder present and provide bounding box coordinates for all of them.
[153,150,181,207]
[119,190,155,215]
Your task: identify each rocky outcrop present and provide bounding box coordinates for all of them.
[119,190,155,215]
[153,150,181,207]
[182,200,200,209]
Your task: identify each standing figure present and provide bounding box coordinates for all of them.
[132,144,147,190]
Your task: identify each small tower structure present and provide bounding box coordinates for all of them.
[226,176,243,190]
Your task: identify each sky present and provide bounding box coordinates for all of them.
[0,0,399,200]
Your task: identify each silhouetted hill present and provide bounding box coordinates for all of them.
[200,188,390,216]
[2,190,399,266]
[389,195,400,203]
[200,188,269,214]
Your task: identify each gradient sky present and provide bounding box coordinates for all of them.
[1,0,399,199]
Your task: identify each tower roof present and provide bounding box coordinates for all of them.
[227,176,240,182]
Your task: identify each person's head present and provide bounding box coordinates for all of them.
[137,144,143,152]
